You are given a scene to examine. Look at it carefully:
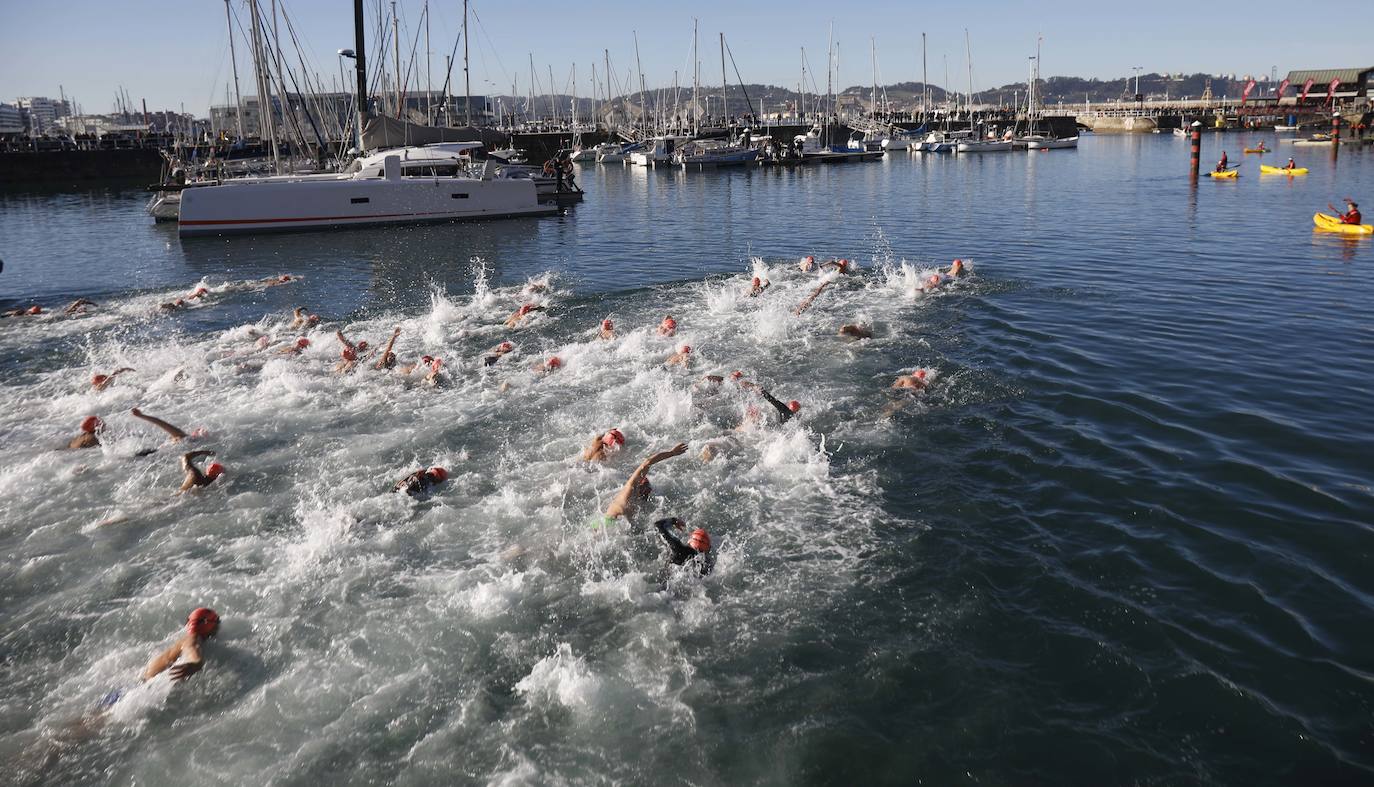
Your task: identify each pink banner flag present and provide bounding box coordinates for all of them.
[1240,78,1257,106]
[1277,78,1290,97]
[1325,77,1341,105]
[1298,78,1315,102]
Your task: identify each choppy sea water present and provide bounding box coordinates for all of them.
[1,135,1371,785]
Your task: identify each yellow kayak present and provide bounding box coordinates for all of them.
[1260,164,1308,175]
[1208,169,1238,179]
[1313,213,1373,234]
[1243,147,1268,154]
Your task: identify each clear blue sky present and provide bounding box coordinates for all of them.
[1,0,1367,114]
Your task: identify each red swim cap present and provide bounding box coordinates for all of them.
[688,528,711,552]
[730,370,744,380]
[546,356,563,369]
[296,337,310,349]
[341,347,358,362]
[356,341,369,352]
[752,277,761,286]
[187,607,220,637]
[601,319,613,330]
[788,400,802,413]
[635,476,652,497]
[308,314,320,324]
[193,286,209,296]
[421,355,434,365]
[497,341,513,352]
[953,258,963,265]
[205,462,225,480]
[92,374,109,387]
[80,415,103,433]
[426,466,449,482]
[927,275,940,286]
[174,299,185,306]
[803,255,815,262]
[518,303,534,316]
[279,274,292,282]
[662,316,675,326]
[27,305,43,315]
[915,369,927,380]
[603,428,625,447]
[680,345,691,354]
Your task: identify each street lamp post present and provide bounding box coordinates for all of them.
[338,48,360,153]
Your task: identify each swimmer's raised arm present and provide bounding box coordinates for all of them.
[131,407,189,441]
[794,282,831,315]
[605,443,687,518]
[374,327,401,370]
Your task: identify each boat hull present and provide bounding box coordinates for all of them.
[178,176,554,237]
[1026,136,1079,150]
[956,141,1014,153]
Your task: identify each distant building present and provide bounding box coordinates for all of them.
[1280,67,1373,107]
[0,102,24,137]
[15,96,72,134]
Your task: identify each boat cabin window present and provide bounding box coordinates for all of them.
[402,164,460,178]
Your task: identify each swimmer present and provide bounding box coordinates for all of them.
[798,255,816,272]
[398,355,444,385]
[91,368,135,391]
[794,281,832,315]
[141,608,221,682]
[158,298,187,312]
[3,304,44,317]
[598,319,615,340]
[665,344,692,367]
[821,258,853,274]
[393,465,448,496]
[373,327,402,370]
[747,277,770,297]
[260,274,295,287]
[921,273,943,292]
[483,340,515,367]
[696,370,744,392]
[653,517,715,576]
[948,258,966,277]
[583,428,626,462]
[838,324,873,339]
[334,330,370,373]
[739,380,801,424]
[178,450,224,493]
[291,307,320,329]
[532,356,563,374]
[657,315,677,337]
[278,337,310,355]
[67,416,104,450]
[892,368,929,391]
[504,302,544,328]
[64,298,97,315]
[187,286,210,301]
[131,407,203,443]
[602,442,688,522]
[522,280,549,296]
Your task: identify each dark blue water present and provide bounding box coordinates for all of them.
[1,135,1371,785]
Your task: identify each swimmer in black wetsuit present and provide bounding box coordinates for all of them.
[393,466,449,496]
[654,517,714,576]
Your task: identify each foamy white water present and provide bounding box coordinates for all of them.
[0,254,972,784]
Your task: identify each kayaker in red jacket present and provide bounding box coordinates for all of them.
[1329,200,1361,225]
[1216,151,1228,172]
[1285,158,1296,171]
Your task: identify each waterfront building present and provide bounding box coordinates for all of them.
[1279,66,1373,107]
[0,103,24,137]
[15,96,72,134]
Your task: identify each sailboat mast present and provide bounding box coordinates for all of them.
[921,32,928,119]
[424,0,431,123]
[247,0,280,171]
[352,0,367,151]
[224,0,246,140]
[633,32,646,137]
[871,37,877,121]
[720,32,727,128]
[391,2,401,117]
[964,28,973,120]
[463,0,471,126]
[692,20,698,136]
